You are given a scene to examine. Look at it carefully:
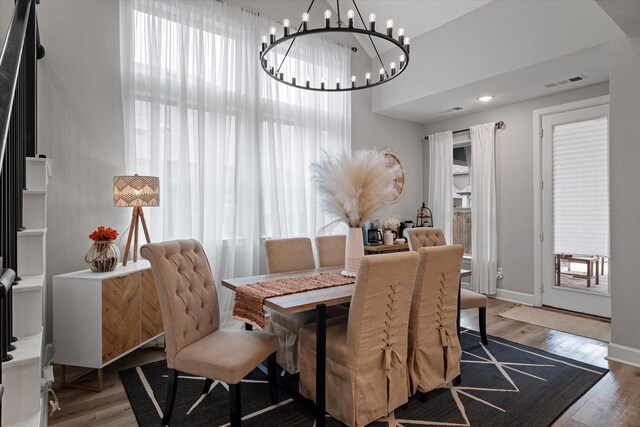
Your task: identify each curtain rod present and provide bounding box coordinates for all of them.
[423,121,506,141]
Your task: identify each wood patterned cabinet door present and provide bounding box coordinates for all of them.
[102,273,142,363]
[141,270,163,341]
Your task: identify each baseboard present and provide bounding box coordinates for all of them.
[493,288,536,306]
[607,342,640,368]
[459,283,536,306]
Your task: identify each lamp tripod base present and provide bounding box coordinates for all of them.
[122,206,151,266]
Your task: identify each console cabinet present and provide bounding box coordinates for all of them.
[53,261,163,377]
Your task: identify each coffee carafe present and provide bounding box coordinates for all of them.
[367,228,383,246]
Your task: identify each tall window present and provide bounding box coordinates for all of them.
[120,0,351,325]
[453,143,472,255]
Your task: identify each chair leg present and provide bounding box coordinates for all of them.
[453,374,462,386]
[162,369,178,425]
[202,378,213,394]
[229,382,241,427]
[479,307,488,345]
[267,352,279,404]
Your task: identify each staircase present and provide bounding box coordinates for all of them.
[2,157,50,426]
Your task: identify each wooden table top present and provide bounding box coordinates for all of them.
[222,267,472,315]
[364,243,409,253]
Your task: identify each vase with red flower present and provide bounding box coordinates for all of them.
[85,226,120,272]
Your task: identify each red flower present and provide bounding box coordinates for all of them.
[89,226,118,241]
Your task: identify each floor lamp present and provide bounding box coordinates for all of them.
[113,175,160,266]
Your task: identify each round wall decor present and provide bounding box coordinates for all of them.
[383,148,404,204]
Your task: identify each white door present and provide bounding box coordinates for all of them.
[541,104,610,318]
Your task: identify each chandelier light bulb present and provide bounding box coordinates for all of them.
[365,72,371,85]
[261,36,267,52]
[369,13,376,31]
[302,12,309,31]
[269,26,277,43]
[387,19,393,37]
[336,78,341,90]
[347,10,355,28]
[283,18,290,36]
[390,62,396,76]
[306,76,310,88]
[400,54,406,68]
[325,10,332,27]
[405,36,410,53]
[291,75,296,85]
[379,67,385,81]
[321,78,325,90]
[398,28,405,44]
[351,75,357,87]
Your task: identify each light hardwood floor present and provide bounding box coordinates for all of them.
[48,298,640,426]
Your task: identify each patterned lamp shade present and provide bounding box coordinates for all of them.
[113,175,160,207]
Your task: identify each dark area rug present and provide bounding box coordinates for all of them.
[120,329,608,426]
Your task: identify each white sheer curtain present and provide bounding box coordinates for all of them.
[428,131,453,243]
[470,123,497,295]
[120,0,351,326]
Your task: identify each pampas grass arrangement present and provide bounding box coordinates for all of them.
[313,149,400,228]
[314,149,400,277]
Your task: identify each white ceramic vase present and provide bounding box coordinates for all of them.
[342,227,364,277]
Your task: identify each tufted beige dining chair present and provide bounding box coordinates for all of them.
[315,234,346,268]
[264,237,348,374]
[299,251,420,427]
[141,239,278,426]
[404,227,488,345]
[408,245,464,395]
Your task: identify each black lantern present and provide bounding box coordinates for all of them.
[416,202,433,227]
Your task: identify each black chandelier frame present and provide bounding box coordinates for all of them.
[259,0,410,93]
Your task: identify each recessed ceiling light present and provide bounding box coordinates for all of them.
[478,95,494,102]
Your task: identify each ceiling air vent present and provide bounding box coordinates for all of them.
[544,75,587,89]
[438,106,464,114]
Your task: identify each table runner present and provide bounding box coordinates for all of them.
[233,272,355,328]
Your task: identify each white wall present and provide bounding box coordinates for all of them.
[423,82,609,296]
[37,0,129,341]
[351,53,425,223]
[609,34,640,361]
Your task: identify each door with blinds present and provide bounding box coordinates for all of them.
[541,104,610,317]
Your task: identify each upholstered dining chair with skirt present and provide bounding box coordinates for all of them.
[264,237,348,374]
[299,251,420,427]
[407,245,464,395]
[404,227,489,345]
[315,234,346,268]
[141,239,278,426]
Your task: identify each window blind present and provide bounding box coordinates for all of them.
[552,116,609,257]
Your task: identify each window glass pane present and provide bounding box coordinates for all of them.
[453,145,471,255]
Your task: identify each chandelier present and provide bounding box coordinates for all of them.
[259,0,410,92]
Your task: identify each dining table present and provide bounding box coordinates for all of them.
[222,266,472,427]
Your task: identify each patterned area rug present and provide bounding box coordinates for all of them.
[120,330,608,426]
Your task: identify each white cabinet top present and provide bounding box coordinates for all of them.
[54,260,151,280]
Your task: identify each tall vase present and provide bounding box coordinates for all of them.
[342,227,364,277]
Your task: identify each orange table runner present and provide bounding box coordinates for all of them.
[233,272,355,328]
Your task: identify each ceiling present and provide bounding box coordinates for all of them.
[230,0,629,126]
[384,43,610,123]
[329,0,492,57]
